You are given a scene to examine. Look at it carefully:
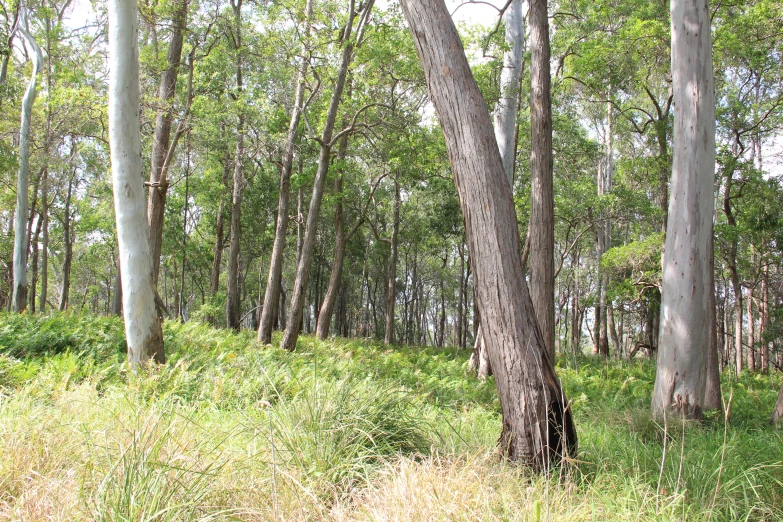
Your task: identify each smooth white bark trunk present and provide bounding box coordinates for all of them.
[652,0,715,418]
[493,0,525,186]
[12,11,43,313]
[108,0,164,366]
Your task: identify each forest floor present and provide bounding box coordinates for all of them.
[0,312,781,521]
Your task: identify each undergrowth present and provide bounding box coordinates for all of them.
[0,311,781,520]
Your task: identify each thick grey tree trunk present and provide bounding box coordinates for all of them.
[528,0,555,360]
[400,0,576,469]
[471,0,525,374]
[147,0,188,285]
[12,10,43,313]
[652,0,717,418]
[258,0,313,343]
[108,0,165,366]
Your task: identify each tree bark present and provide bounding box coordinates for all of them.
[400,0,576,468]
[384,179,400,346]
[59,174,74,311]
[226,0,244,330]
[771,382,783,426]
[280,2,371,351]
[147,0,188,285]
[258,0,313,343]
[315,133,350,340]
[472,0,525,368]
[108,0,165,366]
[761,264,770,372]
[209,149,231,298]
[652,0,717,418]
[528,0,555,361]
[12,10,43,313]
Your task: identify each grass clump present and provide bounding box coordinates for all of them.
[0,311,781,520]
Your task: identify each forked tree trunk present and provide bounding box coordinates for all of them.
[258,0,313,343]
[12,11,43,313]
[528,0,555,361]
[652,0,718,418]
[280,2,372,351]
[400,0,576,468]
[108,0,165,366]
[147,0,189,285]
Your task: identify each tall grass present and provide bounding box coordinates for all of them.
[0,311,781,520]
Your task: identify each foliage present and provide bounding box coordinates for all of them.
[0,313,782,519]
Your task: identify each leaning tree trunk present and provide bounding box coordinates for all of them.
[147,0,188,285]
[226,0,244,330]
[528,0,555,361]
[108,0,165,366]
[471,0,524,373]
[400,0,576,469]
[12,11,43,313]
[259,0,314,343]
[315,132,350,340]
[651,0,718,418]
[280,2,371,351]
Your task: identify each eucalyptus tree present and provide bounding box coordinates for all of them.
[225,0,244,329]
[108,0,165,365]
[258,0,314,344]
[471,0,525,376]
[280,0,376,351]
[400,0,576,469]
[651,0,717,418]
[527,0,555,360]
[147,0,190,286]
[12,9,43,313]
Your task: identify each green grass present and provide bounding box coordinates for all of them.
[0,311,781,520]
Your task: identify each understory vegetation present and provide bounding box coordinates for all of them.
[1,312,782,521]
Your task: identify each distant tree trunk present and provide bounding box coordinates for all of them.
[438,258,446,347]
[384,180,400,346]
[723,162,743,372]
[12,11,43,313]
[704,234,722,411]
[595,100,612,358]
[209,150,231,298]
[112,265,122,316]
[108,0,165,366]
[147,0,188,285]
[40,174,49,312]
[400,0,576,468]
[226,0,244,330]
[528,0,555,360]
[59,174,74,311]
[761,265,770,372]
[316,133,351,340]
[280,2,371,351]
[652,0,718,418]
[771,383,783,426]
[258,0,313,343]
[748,288,756,371]
[29,208,42,312]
